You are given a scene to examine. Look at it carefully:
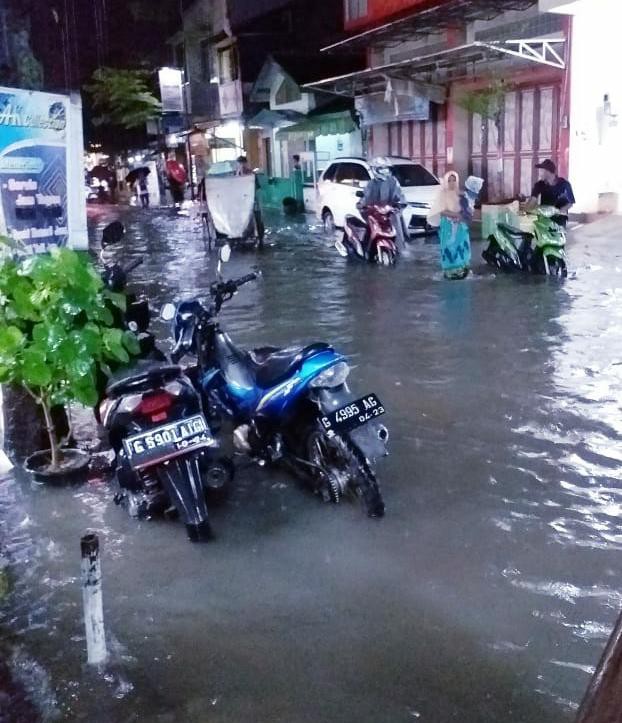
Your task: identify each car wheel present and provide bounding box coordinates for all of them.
[322,209,335,235]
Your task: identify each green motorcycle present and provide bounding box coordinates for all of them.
[482,206,568,277]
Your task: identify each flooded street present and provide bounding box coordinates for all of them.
[2,206,622,722]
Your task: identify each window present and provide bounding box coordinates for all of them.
[174,43,185,73]
[218,44,239,83]
[322,164,338,182]
[275,76,301,105]
[335,162,371,185]
[200,39,211,81]
[391,164,439,187]
[345,0,368,21]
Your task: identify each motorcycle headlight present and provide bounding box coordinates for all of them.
[309,362,350,389]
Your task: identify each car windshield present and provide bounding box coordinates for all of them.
[391,164,438,187]
[207,162,236,176]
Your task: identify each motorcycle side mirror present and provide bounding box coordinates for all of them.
[219,244,231,264]
[355,190,364,198]
[160,303,176,321]
[217,243,231,277]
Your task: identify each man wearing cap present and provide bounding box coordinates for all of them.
[526,159,575,225]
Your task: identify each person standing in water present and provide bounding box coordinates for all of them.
[428,171,483,279]
[137,172,150,208]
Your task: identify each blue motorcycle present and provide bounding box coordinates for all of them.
[160,248,388,517]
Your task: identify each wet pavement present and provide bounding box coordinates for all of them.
[2,205,622,721]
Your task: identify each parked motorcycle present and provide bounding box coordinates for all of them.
[161,245,388,517]
[97,224,232,542]
[336,202,399,266]
[482,206,567,277]
[99,221,162,363]
[98,362,233,540]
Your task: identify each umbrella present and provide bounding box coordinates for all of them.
[126,166,150,185]
[89,164,114,181]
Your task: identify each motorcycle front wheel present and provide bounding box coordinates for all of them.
[545,255,568,278]
[377,249,395,267]
[306,429,385,518]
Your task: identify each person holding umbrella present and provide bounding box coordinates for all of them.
[126,166,151,208]
[136,171,150,208]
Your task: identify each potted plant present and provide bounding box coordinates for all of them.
[0,244,139,481]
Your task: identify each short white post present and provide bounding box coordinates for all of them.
[0,386,13,473]
[81,533,107,665]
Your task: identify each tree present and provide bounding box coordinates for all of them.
[457,79,511,199]
[84,67,162,130]
[0,245,139,470]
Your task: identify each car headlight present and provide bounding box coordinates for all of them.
[309,362,350,389]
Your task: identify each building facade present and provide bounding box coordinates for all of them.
[309,0,571,203]
[170,0,363,182]
[541,0,621,214]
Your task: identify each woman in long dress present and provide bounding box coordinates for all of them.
[428,172,483,280]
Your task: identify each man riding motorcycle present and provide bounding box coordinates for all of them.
[357,157,408,252]
[525,158,575,227]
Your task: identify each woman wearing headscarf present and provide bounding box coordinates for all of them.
[428,171,483,279]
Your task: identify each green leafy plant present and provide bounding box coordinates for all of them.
[84,67,162,129]
[0,247,140,470]
[457,79,509,128]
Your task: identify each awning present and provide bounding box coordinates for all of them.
[322,0,537,52]
[304,40,565,98]
[247,109,305,129]
[275,111,357,140]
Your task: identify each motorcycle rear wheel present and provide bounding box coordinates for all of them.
[306,430,385,518]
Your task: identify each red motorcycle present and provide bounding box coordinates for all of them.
[336,204,399,266]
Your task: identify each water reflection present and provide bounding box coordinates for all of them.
[1,209,622,721]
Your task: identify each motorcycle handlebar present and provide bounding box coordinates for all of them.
[234,273,258,288]
[212,272,259,298]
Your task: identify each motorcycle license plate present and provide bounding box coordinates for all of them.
[320,393,385,434]
[122,414,214,469]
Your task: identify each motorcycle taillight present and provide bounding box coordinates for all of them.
[137,391,173,421]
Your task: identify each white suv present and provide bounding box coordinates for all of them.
[317,156,440,235]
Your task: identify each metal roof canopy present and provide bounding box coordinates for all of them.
[322,0,537,52]
[304,40,565,98]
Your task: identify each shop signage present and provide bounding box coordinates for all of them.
[355,93,430,125]
[159,68,185,113]
[0,86,87,253]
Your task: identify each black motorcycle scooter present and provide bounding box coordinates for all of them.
[96,223,233,541]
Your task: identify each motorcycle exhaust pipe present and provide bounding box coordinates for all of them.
[157,455,212,541]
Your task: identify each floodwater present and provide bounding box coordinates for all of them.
[2,206,622,722]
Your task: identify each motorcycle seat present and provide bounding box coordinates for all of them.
[106,360,182,397]
[248,343,332,388]
[498,222,532,241]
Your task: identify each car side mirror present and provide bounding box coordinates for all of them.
[355,190,364,198]
[160,303,176,321]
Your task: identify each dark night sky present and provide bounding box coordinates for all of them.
[24,0,180,93]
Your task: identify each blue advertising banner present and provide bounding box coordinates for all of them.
[0,87,87,252]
